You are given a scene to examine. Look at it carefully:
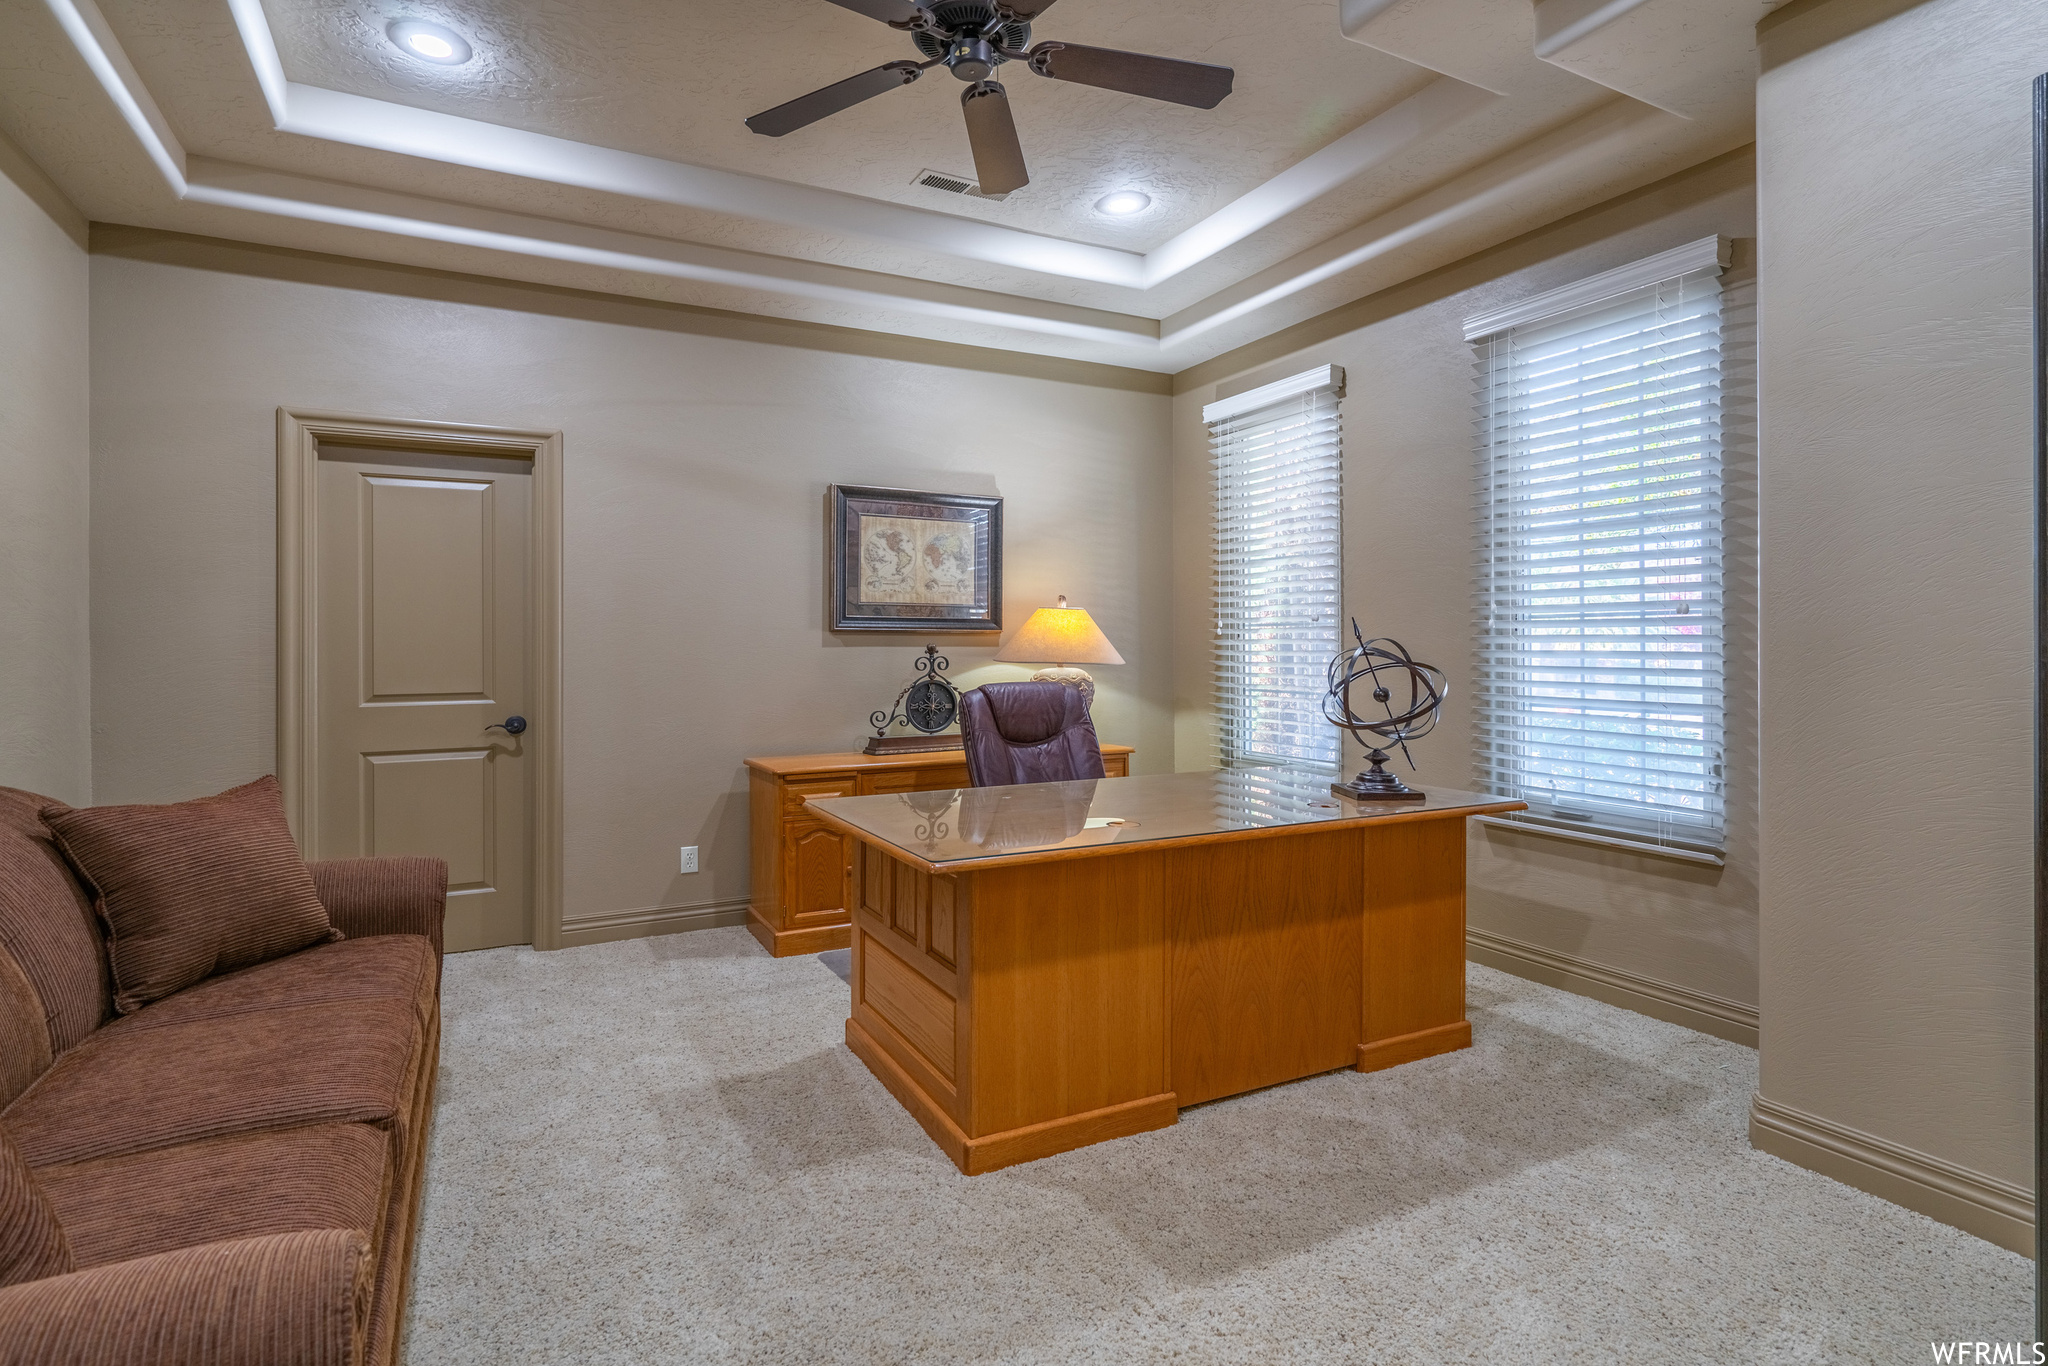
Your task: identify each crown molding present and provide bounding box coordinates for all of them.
[1170,98,1681,349]
[276,83,1150,288]
[184,160,1163,350]
[90,224,1176,392]
[1167,143,1753,394]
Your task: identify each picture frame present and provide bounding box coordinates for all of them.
[830,485,1002,632]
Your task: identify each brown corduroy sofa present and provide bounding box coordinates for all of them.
[0,786,446,1366]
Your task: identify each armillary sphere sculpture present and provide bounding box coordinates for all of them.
[1323,620,1448,803]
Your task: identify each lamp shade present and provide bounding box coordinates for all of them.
[994,596,1125,666]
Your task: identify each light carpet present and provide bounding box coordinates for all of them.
[401,927,2031,1365]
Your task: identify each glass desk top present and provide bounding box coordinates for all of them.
[805,768,1525,870]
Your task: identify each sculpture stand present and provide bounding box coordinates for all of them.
[1332,748,1427,803]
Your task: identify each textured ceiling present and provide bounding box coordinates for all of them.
[264,0,1431,249]
[0,0,1776,371]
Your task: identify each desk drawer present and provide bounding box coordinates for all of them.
[784,775,856,815]
[858,764,970,796]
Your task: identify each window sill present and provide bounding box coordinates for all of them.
[1473,814,1726,868]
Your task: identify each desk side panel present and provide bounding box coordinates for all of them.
[1167,828,1365,1105]
[746,770,782,952]
[965,854,1169,1137]
[851,845,968,1133]
[1359,816,1470,1067]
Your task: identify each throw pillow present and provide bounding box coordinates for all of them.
[0,1127,71,1286]
[41,776,339,1014]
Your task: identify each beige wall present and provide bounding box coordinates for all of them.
[87,231,1171,935]
[1170,154,1761,1033]
[0,134,90,805]
[1753,0,2041,1251]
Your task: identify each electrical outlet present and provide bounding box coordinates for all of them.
[679,846,698,874]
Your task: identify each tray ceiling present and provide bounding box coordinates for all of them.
[0,0,1781,372]
[266,0,1432,250]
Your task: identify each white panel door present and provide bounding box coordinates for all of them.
[315,450,533,951]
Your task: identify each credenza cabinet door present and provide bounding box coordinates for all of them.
[785,822,852,923]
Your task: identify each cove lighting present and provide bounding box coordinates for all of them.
[1094,190,1152,217]
[387,19,472,65]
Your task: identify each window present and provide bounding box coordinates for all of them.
[1467,238,1728,852]
[1205,365,1344,772]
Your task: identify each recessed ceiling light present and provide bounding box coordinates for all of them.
[387,19,472,65]
[1094,190,1152,217]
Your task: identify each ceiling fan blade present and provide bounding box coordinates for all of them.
[1027,43,1234,109]
[745,62,923,137]
[822,0,926,23]
[961,80,1029,195]
[995,0,1061,18]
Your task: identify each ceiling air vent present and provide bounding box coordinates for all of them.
[912,168,1010,203]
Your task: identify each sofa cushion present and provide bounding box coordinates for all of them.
[99,935,438,1039]
[35,1122,390,1273]
[0,788,109,1060]
[0,1127,71,1286]
[41,776,339,1015]
[2,996,423,1170]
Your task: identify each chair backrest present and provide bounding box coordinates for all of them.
[959,682,1107,787]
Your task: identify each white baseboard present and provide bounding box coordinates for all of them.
[1749,1092,2034,1256]
[1465,926,1759,1047]
[558,897,752,948]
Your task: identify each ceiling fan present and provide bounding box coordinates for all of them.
[743,0,1235,198]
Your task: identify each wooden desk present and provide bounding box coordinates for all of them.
[804,770,1523,1174]
[743,745,1133,957]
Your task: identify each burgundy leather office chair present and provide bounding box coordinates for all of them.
[959,681,1108,787]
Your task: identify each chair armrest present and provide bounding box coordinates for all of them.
[308,856,447,956]
[0,1229,371,1366]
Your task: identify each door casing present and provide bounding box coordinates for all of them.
[278,409,565,950]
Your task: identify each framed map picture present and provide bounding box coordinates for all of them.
[830,485,1002,632]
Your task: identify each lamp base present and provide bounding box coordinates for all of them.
[1029,666,1095,708]
[1332,749,1426,802]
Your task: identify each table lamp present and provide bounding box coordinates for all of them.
[993,595,1124,707]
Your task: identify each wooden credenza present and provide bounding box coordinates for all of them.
[744,744,1134,957]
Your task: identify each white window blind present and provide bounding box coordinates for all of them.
[1206,365,1343,771]
[1470,246,1726,851]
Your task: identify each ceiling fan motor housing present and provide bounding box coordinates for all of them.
[947,36,995,80]
[912,1,1030,79]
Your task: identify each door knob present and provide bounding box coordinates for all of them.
[485,715,527,735]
